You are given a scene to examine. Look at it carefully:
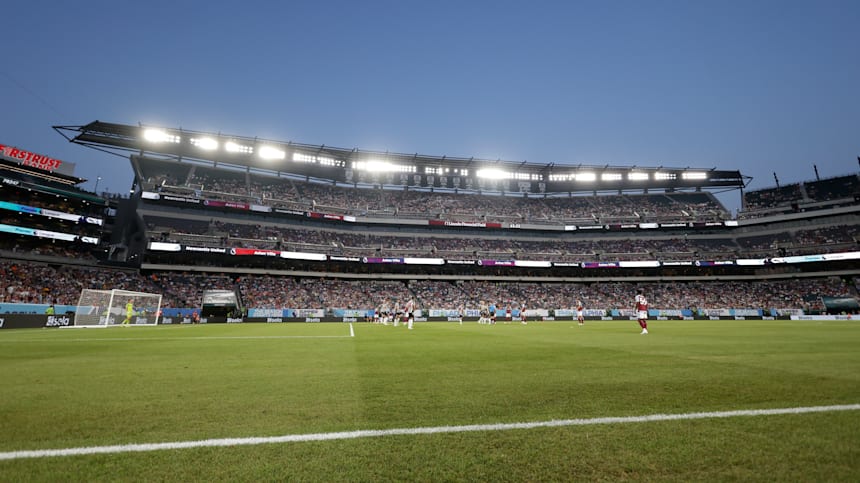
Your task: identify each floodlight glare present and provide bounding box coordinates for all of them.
[143,129,180,144]
[225,141,253,154]
[601,173,623,181]
[575,172,596,182]
[259,146,286,160]
[654,172,677,180]
[628,172,649,181]
[476,168,510,180]
[682,172,707,180]
[191,137,218,150]
[365,160,395,172]
[353,160,414,173]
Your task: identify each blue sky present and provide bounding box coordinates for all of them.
[2,0,858,213]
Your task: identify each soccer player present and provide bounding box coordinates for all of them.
[488,301,497,325]
[404,297,416,330]
[478,301,488,325]
[520,301,528,325]
[576,299,584,326]
[634,289,648,334]
[380,301,390,325]
[122,299,134,326]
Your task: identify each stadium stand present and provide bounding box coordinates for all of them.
[1,127,858,322]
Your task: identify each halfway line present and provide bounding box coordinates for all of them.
[1,403,857,461]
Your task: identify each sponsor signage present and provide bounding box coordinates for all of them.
[0,143,75,175]
[477,259,515,267]
[513,260,552,268]
[307,212,344,221]
[149,242,181,252]
[362,257,404,264]
[581,261,620,268]
[428,220,503,228]
[274,208,306,216]
[694,260,735,266]
[203,200,250,210]
[329,256,361,262]
[230,247,280,257]
[618,260,661,268]
[160,194,200,204]
[184,246,227,253]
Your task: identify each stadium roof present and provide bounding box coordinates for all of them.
[55,121,748,193]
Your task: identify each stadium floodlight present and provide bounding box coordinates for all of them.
[190,137,218,150]
[225,141,254,154]
[601,173,623,181]
[353,160,414,173]
[574,172,596,182]
[476,168,511,180]
[682,172,707,180]
[628,172,649,181]
[259,145,286,160]
[654,172,677,180]
[142,129,180,144]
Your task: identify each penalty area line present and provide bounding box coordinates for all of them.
[1,403,858,461]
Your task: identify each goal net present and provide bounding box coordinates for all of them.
[74,289,162,327]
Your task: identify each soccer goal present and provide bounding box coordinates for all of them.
[73,289,162,327]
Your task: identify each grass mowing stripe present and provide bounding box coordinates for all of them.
[2,403,857,461]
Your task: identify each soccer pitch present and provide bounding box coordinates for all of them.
[0,320,858,481]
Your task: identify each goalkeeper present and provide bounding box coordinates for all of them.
[122,299,134,326]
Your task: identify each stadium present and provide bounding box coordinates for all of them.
[0,122,858,480]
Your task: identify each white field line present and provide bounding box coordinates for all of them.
[1,404,857,461]
[350,322,355,337]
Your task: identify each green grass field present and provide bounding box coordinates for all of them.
[0,320,858,481]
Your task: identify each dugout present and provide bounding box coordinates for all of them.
[822,296,860,315]
[201,289,244,318]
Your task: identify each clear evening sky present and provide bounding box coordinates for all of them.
[2,0,858,214]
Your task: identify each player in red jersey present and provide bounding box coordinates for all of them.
[576,299,584,326]
[634,289,648,334]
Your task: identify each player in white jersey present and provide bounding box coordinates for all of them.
[404,297,416,330]
[393,301,401,327]
[380,302,390,325]
[478,301,488,324]
[576,299,584,326]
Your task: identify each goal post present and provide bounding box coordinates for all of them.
[74,289,162,327]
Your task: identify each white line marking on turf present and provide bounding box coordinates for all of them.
[1,403,857,461]
[350,322,355,337]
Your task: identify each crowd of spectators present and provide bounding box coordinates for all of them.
[143,212,857,261]
[1,259,854,314]
[138,156,732,224]
[0,261,161,306]
[137,157,860,227]
[740,174,859,218]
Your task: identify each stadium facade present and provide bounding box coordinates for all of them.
[0,121,856,327]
